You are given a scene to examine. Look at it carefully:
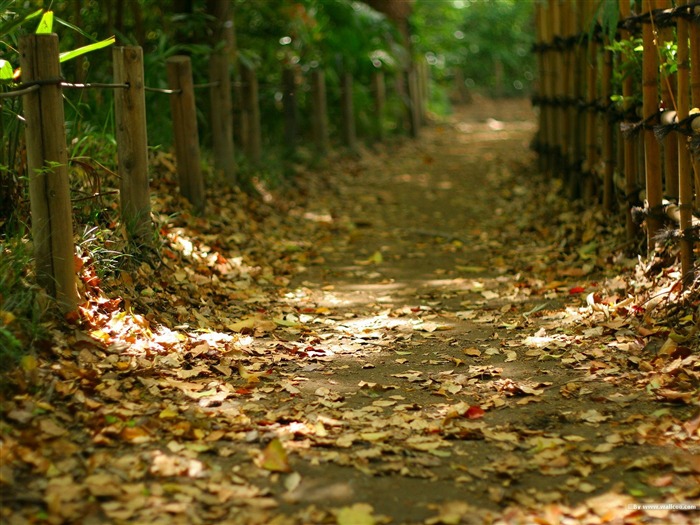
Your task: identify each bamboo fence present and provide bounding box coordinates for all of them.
[533,0,700,285]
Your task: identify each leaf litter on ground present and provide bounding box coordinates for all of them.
[1,99,699,525]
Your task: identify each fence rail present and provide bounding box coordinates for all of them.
[534,0,700,286]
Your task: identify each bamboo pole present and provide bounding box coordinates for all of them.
[561,0,575,195]
[19,34,78,312]
[570,2,585,185]
[310,68,329,155]
[542,0,557,176]
[535,2,547,173]
[620,0,640,240]
[659,0,678,200]
[602,39,615,212]
[167,55,205,214]
[113,46,152,244]
[690,3,700,210]
[584,0,599,201]
[676,0,695,285]
[552,0,565,179]
[241,63,261,164]
[642,0,663,252]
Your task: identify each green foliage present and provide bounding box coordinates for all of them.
[411,0,535,98]
[0,236,49,371]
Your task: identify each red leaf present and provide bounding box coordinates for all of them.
[569,286,586,294]
[465,405,485,419]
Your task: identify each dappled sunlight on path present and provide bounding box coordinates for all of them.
[2,97,698,525]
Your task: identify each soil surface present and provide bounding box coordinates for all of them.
[2,97,699,525]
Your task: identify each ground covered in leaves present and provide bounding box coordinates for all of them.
[2,97,700,525]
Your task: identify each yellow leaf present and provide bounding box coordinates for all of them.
[337,503,377,525]
[256,438,291,473]
[159,407,179,419]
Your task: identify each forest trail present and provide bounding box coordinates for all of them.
[2,98,699,525]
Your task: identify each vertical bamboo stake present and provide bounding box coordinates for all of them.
[340,70,357,149]
[282,66,298,151]
[310,69,329,155]
[167,55,205,215]
[19,34,78,312]
[642,0,663,252]
[560,1,574,194]
[620,0,640,240]
[241,63,261,164]
[535,2,547,173]
[676,0,695,285]
[552,0,565,178]
[689,4,700,210]
[113,46,152,244]
[584,0,599,200]
[602,40,615,212]
[570,2,585,183]
[372,69,386,142]
[659,0,678,200]
[208,0,236,185]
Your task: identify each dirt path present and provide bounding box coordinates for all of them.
[2,98,698,525]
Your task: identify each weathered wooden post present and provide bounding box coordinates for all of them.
[113,46,152,243]
[371,69,386,142]
[19,34,78,313]
[167,55,205,214]
[282,65,298,151]
[208,0,236,185]
[241,63,261,164]
[310,68,329,155]
[340,70,357,149]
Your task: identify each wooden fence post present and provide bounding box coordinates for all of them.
[340,70,357,149]
[283,66,298,151]
[167,55,205,215]
[113,46,152,244]
[208,0,236,185]
[371,69,386,142]
[310,68,329,155]
[241,63,261,164]
[642,0,663,251]
[209,53,236,184]
[19,34,78,313]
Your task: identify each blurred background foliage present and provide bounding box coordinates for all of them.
[0,0,535,366]
[0,0,536,231]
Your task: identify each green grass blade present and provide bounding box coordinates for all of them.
[35,10,53,34]
[59,36,115,63]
